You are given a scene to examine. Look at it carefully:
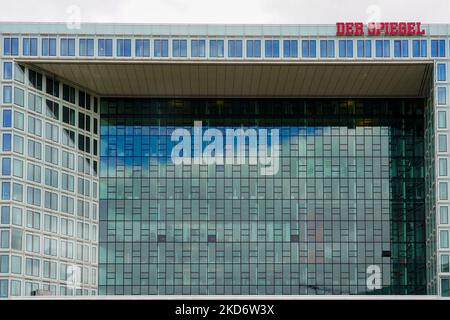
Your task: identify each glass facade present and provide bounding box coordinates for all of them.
[99,98,426,295]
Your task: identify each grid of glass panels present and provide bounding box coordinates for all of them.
[99,98,426,295]
[0,61,99,297]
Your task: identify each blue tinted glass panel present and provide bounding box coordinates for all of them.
[3,38,18,56]
[192,40,205,57]
[1,182,10,200]
[42,38,56,56]
[154,40,168,57]
[265,40,279,58]
[135,39,150,57]
[209,40,224,58]
[437,64,446,81]
[3,62,12,80]
[98,39,113,56]
[2,110,12,128]
[2,158,11,176]
[228,40,242,57]
[2,133,11,152]
[3,86,12,104]
[117,39,131,57]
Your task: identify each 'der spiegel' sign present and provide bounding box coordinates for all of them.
[336,22,426,36]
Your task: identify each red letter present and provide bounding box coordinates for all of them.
[407,22,415,35]
[355,22,364,35]
[399,22,407,35]
[336,22,345,36]
[345,22,355,35]
[416,22,425,35]
[390,22,399,35]
[367,22,376,35]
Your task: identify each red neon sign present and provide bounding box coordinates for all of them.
[336,22,426,36]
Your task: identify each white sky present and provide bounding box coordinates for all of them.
[0,0,448,24]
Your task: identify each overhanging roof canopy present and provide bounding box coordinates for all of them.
[19,60,433,98]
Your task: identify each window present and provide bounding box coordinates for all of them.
[442,255,450,273]
[283,40,298,58]
[2,158,11,176]
[27,163,41,183]
[301,40,316,58]
[154,39,168,57]
[0,280,7,298]
[28,116,42,136]
[2,133,11,152]
[43,260,57,279]
[1,182,10,200]
[14,64,25,83]
[191,40,206,57]
[45,78,59,97]
[11,255,21,275]
[13,159,23,178]
[172,39,187,57]
[42,38,56,56]
[26,210,40,230]
[264,40,279,58]
[79,38,94,56]
[63,84,76,104]
[3,37,19,56]
[0,230,9,248]
[60,38,75,56]
[78,90,91,110]
[25,257,40,277]
[394,40,409,57]
[116,39,131,57]
[442,206,449,225]
[441,229,450,248]
[12,207,22,226]
[135,39,150,57]
[3,86,12,104]
[23,38,37,56]
[98,39,112,56]
[63,106,76,126]
[375,40,390,57]
[45,145,59,165]
[13,135,24,154]
[61,218,74,236]
[0,208,9,227]
[14,87,24,107]
[44,214,58,233]
[27,140,42,160]
[438,87,447,105]
[357,40,371,57]
[246,40,261,58]
[3,62,12,80]
[62,151,75,170]
[338,40,353,57]
[439,134,448,152]
[318,40,334,58]
[14,111,24,130]
[44,238,57,256]
[62,173,74,192]
[61,240,74,259]
[12,182,23,202]
[442,279,450,297]
[46,100,59,120]
[438,111,447,129]
[0,255,8,273]
[2,110,12,128]
[0,206,9,224]
[209,40,224,58]
[44,191,58,211]
[25,233,40,253]
[26,186,41,207]
[45,168,58,188]
[11,228,22,250]
[440,182,449,200]
[431,39,446,57]
[61,195,74,214]
[228,40,243,58]
[62,129,75,148]
[413,39,427,57]
[439,159,447,176]
[437,63,447,81]
[28,93,42,113]
[45,123,59,143]
[28,69,43,90]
